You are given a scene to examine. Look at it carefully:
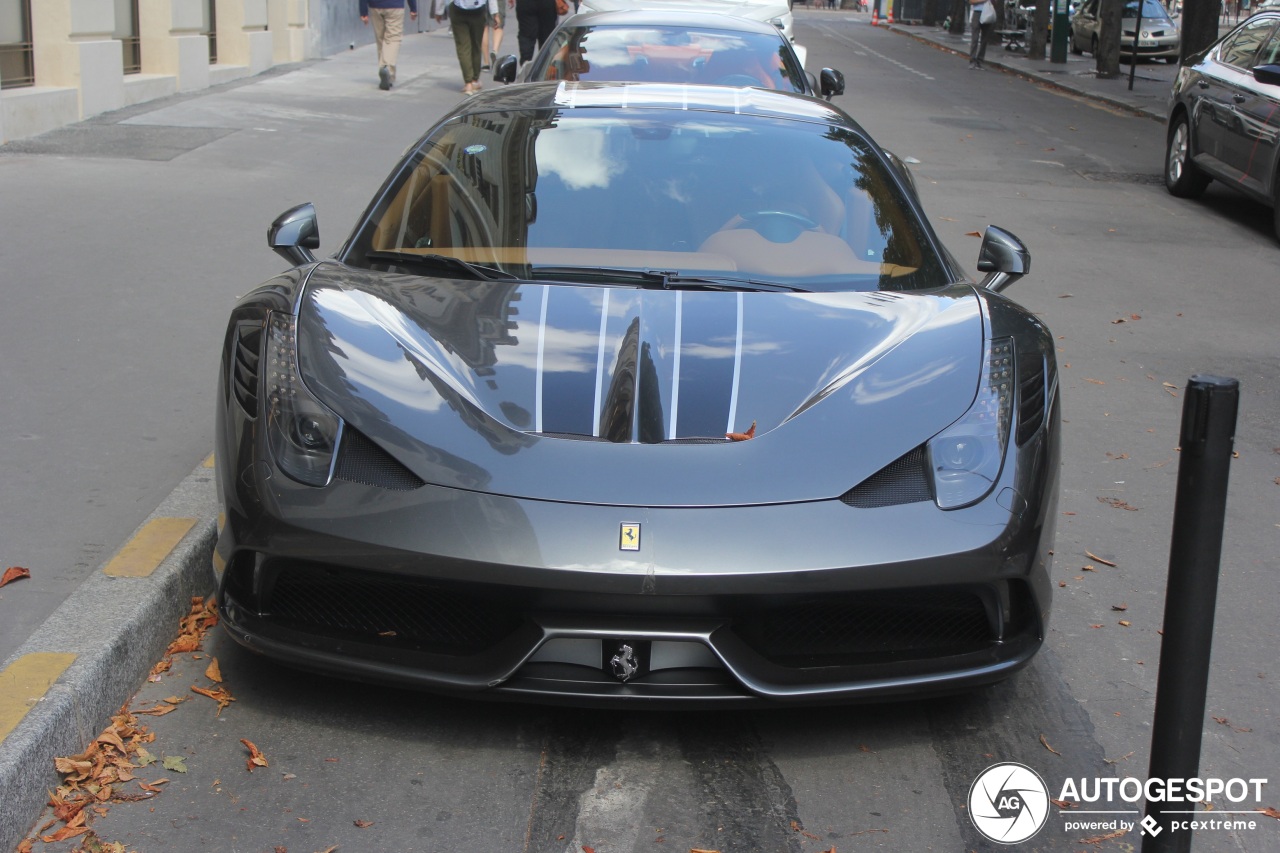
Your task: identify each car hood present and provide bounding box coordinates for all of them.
[296,265,984,506]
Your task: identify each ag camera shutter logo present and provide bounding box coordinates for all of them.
[968,762,1051,844]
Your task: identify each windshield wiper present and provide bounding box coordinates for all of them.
[532,266,809,293]
[366,250,519,281]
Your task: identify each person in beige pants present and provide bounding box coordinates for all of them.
[360,0,419,90]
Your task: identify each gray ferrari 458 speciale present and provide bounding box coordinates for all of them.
[213,81,1060,706]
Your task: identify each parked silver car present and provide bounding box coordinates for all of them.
[1070,0,1180,61]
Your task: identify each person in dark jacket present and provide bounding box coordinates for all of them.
[360,0,418,89]
[515,0,558,63]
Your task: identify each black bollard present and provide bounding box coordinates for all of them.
[1142,375,1239,853]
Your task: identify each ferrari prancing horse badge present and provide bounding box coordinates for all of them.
[619,522,640,551]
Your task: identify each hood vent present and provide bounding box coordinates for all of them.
[1017,352,1047,445]
[232,322,263,418]
[334,429,425,491]
[839,446,931,508]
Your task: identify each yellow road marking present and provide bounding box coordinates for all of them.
[103,517,198,578]
[203,453,215,468]
[0,653,77,742]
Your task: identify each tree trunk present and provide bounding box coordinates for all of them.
[1095,0,1123,78]
[1029,1,1051,58]
[949,0,970,33]
[1180,0,1221,63]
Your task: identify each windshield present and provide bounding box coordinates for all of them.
[346,101,947,292]
[532,25,806,92]
[1123,0,1172,20]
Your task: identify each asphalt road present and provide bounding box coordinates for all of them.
[4,12,1279,852]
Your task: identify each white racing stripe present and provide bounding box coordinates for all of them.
[669,291,683,439]
[535,286,550,433]
[592,289,610,437]
[726,292,743,435]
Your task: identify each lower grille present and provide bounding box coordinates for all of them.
[334,429,425,491]
[265,562,523,655]
[734,588,993,667]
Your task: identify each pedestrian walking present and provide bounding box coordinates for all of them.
[516,0,559,64]
[361,0,418,89]
[482,0,513,70]
[967,0,995,68]
[436,0,496,94]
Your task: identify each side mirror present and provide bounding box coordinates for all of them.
[1252,63,1280,86]
[495,54,519,84]
[268,203,319,267]
[976,225,1030,292]
[820,67,845,100]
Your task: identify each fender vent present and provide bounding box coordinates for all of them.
[1017,353,1046,445]
[231,322,263,418]
[334,429,425,491]
[840,446,931,508]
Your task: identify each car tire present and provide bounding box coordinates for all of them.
[1165,113,1210,198]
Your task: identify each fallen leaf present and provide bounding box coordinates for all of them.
[1097,496,1138,511]
[0,566,31,588]
[191,684,236,715]
[133,702,177,716]
[1039,734,1061,755]
[1084,378,1106,385]
[1058,581,1067,588]
[354,819,373,828]
[1090,624,1104,629]
[1086,551,1117,567]
[1119,620,1131,627]
[1111,604,1128,612]
[1082,565,1097,572]
[726,420,757,442]
[1051,798,1078,809]
[241,739,269,771]
[205,658,223,683]
[965,231,982,237]
[1258,806,1280,819]
[162,756,188,773]
[790,820,821,840]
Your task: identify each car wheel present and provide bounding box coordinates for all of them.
[1165,113,1210,198]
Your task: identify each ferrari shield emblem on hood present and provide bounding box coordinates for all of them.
[619,522,641,551]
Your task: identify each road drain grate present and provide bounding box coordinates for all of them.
[1078,171,1165,186]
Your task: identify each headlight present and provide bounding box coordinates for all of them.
[265,311,343,486]
[928,337,1013,509]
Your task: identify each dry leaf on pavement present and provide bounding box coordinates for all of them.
[1,566,31,588]
[241,739,269,771]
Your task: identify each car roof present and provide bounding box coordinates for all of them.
[453,80,849,125]
[557,8,787,34]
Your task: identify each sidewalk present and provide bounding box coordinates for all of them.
[888,22,1175,120]
[872,15,1242,122]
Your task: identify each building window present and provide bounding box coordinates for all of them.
[0,0,34,89]
[204,0,217,64]
[115,0,141,75]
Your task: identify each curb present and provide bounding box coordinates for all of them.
[0,460,218,852]
[883,23,1168,122]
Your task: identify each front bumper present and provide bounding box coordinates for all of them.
[214,459,1055,706]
